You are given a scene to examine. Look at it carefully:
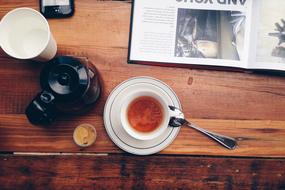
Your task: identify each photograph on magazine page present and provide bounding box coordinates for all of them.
[174,9,246,61]
[256,0,285,64]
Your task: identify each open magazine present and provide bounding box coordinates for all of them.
[128,0,285,71]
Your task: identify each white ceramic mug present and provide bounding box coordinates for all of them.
[0,8,57,61]
[120,88,170,141]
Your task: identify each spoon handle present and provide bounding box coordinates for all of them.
[185,121,237,150]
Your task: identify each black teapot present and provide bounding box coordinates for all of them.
[26,56,101,125]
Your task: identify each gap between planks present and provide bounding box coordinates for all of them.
[0,152,283,160]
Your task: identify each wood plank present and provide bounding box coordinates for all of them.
[1,114,285,157]
[1,54,285,120]
[0,1,285,120]
[0,155,284,190]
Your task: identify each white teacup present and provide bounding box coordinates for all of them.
[120,88,170,141]
[0,8,57,61]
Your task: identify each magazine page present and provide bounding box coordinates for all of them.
[248,0,285,71]
[129,0,252,68]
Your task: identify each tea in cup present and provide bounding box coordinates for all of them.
[120,89,170,141]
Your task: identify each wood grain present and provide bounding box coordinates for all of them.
[0,155,285,190]
[1,114,285,157]
[0,1,285,120]
[0,0,285,157]
[1,1,285,189]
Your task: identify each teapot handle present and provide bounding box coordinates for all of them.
[25,91,57,125]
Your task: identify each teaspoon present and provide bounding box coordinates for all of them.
[168,106,237,150]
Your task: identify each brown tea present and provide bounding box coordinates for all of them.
[127,96,164,133]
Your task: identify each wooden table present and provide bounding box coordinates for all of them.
[1,1,285,189]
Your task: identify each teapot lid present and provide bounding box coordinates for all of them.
[40,56,89,102]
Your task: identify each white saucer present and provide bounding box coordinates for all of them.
[103,77,181,155]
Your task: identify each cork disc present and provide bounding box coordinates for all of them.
[73,124,97,147]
